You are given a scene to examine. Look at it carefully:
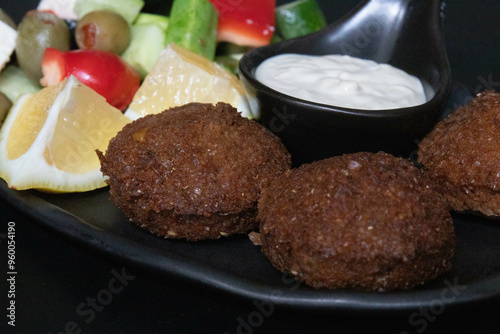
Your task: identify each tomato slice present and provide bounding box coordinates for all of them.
[41,48,140,111]
[208,0,275,47]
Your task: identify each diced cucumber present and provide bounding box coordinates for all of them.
[215,43,251,76]
[74,0,144,24]
[122,14,169,79]
[165,0,218,60]
[271,34,284,44]
[216,42,252,57]
[275,0,327,39]
[134,13,169,30]
[215,54,241,76]
[0,65,41,103]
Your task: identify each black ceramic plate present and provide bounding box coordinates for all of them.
[1,123,500,313]
[2,0,500,315]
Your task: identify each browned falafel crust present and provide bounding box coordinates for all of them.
[418,91,500,217]
[256,152,455,291]
[98,102,291,241]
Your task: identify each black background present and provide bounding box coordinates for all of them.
[2,1,500,333]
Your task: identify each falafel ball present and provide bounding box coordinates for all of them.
[98,102,291,241]
[418,91,500,217]
[255,152,455,291]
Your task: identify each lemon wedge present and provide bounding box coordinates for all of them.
[0,76,130,192]
[125,43,252,120]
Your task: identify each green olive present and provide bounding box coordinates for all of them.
[15,11,70,84]
[75,10,131,55]
[0,91,12,124]
[0,8,16,29]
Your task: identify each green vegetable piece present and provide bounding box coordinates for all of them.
[271,33,284,44]
[74,0,145,24]
[165,0,218,60]
[135,13,169,31]
[215,54,242,76]
[0,65,41,103]
[15,11,70,84]
[216,42,252,57]
[214,42,250,76]
[122,14,169,79]
[275,0,327,39]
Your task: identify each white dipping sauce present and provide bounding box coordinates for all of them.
[255,54,427,110]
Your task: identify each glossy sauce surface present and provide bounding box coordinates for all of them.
[255,54,427,110]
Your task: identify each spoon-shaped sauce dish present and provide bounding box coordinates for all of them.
[239,0,451,165]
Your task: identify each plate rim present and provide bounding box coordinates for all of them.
[2,179,500,313]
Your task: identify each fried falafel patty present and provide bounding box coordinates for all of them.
[255,152,455,291]
[418,91,500,217]
[98,102,291,241]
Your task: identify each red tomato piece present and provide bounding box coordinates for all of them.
[208,0,276,47]
[40,48,140,111]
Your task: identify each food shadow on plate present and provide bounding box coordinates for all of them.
[32,182,500,289]
[0,171,497,313]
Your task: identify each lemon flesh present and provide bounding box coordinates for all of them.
[0,76,130,192]
[125,43,252,120]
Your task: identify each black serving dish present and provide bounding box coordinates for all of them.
[3,2,500,332]
[240,0,451,165]
[3,174,500,314]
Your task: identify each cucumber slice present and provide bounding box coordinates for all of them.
[122,14,169,79]
[0,65,41,103]
[216,42,252,56]
[215,54,242,76]
[134,13,169,31]
[271,34,284,44]
[275,0,327,39]
[214,42,251,76]
[165,0,218,60]
[74,0,144,24]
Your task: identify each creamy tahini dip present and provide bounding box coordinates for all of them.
[255,54,427,110]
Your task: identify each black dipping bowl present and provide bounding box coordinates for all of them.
[239,0,451,165]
